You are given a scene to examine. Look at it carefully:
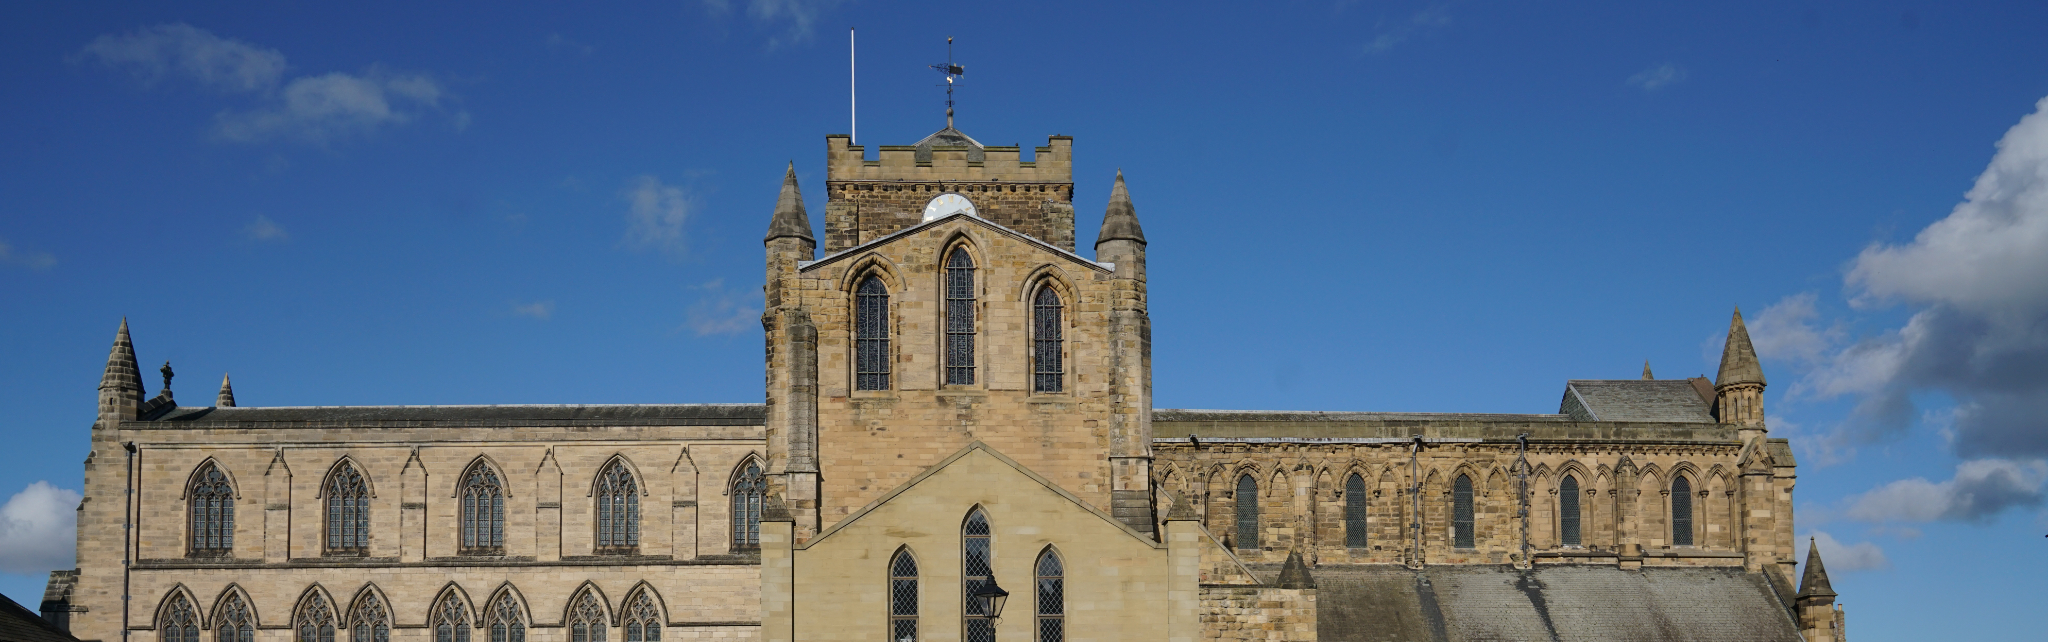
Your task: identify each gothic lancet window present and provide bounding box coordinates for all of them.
[962,509,993,642]
[1032,286,1063,393]
[1453,474,1475,548]
[1344,473,1369,548]
[856,275,891,391]
[595,460,640,553]
[889,548,918,642]
[297,594,337,642]
[568,591,607,642]
[731,461,765,552]
[325,462,369,555]
[1035,548,1065,642]
[487,593,523,642]
[160,594,199,642]
[216,593,254,642]
[623,591,660,642]
[188,462,234,557]
[944,248,976,386]
[1235,474,1259,551]
[1671,476,1694,546]
[351,593,389,642]
[432,594,469,642]
[460,463,505,555]
[1559,475,1582,546]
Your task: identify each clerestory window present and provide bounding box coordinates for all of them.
[459,462,505,555]
[1344,473,1369,548]
[325,462,369,555]
[188,462,235,557]
[1032,286,1063,393]
[1235,474,1259,551]
[1559,475,1581,546]
[731,461,765,552]
[1452,474,1475,548]
[1671,476,1694,546]
[595,460,640,554]
[856,275,891,391]
[944,248,976,385]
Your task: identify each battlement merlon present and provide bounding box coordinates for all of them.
[825,134,1072,182]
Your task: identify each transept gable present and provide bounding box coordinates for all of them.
[798,212,1110,278]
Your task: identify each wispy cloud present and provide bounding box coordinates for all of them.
[1842,458,2047,524]
[0,482,80,574]
[512,301,555,320]
[80,23,447,145]
[685,279,760,337]
[704,0,849,48]
[1796,530,1889,572]
[0,237,56,271]
[1627,63,1687,91]
[1363,3,1453,54]
[621,175,695,257]
[244,215,289,242]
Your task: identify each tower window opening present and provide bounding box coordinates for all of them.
[944,248,976,385]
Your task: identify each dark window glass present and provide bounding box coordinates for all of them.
[856,276,891,391]
[731,462,765,551]
[488,594,523,642]
[569,592,606,642]
[216,595,253,642]
[963,510,993,642]
[350,593,389,642]
[623,592,659,642]
[433,594,469,642]
[1453,474,1475,548]
[596,460,640,553]
[944,248,976,386]
[296,594,337,642]
[1559,476,1582,546]
[1344,473,1369,548]
[1036,549,1064,642]
[1235,474,1260,551]
[1032,287,1063,393]
[460,463,505,554]
[325,463,369,554]
[161,594,198,642]
[188,463,235,556]
[890,549,918,642]
[1671,476,1694,546]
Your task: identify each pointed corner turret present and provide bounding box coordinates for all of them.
[1096,169,1146,248]
[1716,307,1766,388]
[217,374,236,408]
[97,318,144,426]
[1796,537,1836,601]
[1794,536,1845,641]
[764,162,815,246]
[1642,360,1654,380]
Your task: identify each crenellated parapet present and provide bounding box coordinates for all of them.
[822,133,1075,252]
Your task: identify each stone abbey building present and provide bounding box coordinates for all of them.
[46,122,1849,642]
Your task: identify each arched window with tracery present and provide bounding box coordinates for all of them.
[1559,475,1582,546]
[325,462,369,555]
[160,594,199,642]
[486,593,523,642]
[432,594,469,642]
[188,462,234,557]
[568,591,607,642]
[295,594,336,642]
[856,275,891,391]
[889,548,918,642]
[460,462,505,555]
[215,593,254,642]
[1235,474,1259,551]
[1035,548,1064,642]
[1671,476,1694,546]
[1452,474,1475,548]
[944,247,977,386]
[350,593,389,642]
[622,591,659,642]
[962,509,994,642]
[595,460,639,553]
[731,460,765,552]
[1032,286,1064,393]
[1344,473,1369,548]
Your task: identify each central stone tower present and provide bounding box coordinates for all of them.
[821,130,1076,252]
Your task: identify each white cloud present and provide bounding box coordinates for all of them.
[0,237,56,271]
[1747,293,1842,367]
[1363,4,1453,54]
[0,482,80,575]
[78,23,286,93]
[512,301,555,320]
[244,215,288,241]
[685,279,761,337]
[1797,530,1889,572]
[1843,458,2047,524]
[1627,63,1687,91]
[621,176,695,257]
[703,0,847,48]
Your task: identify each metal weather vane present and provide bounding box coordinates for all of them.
[930,37,964,128]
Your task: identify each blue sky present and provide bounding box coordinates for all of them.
[3,2,2046,638]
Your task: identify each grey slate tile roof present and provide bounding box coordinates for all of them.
[0,591,76,642]
[1294,565,1801,642]
[141,404,765,426]
[1560,380,1716,423]
[1154,409,1740,443]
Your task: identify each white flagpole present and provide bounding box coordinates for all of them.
[850,27,857,145]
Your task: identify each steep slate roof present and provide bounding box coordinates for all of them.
[912,126,985,163]
[1717,308,1767,387]
[0,591,76,642]
[1301,565,1801,642]
[1559,380,1716,423]
[139,404,764,426]
[1154,409,1739,443]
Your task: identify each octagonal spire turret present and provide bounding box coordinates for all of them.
[765,163,814,245]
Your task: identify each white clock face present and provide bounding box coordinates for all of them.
[922,193,978,222]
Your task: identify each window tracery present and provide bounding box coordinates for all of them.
[189,463,234,557]
[595,460,639,553]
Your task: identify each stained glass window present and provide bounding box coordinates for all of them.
[487,593,523,642]
[1032,287,1063,393]
[962,510,993,642]
[1452,474,1475,548]
[432,594,469,642]
[596,460,640,553]
[890,549,918,642]
[215,593,253,642]
[568,592,606,642]
[731,461,764,552]
[1344,473,1369,548]
[296,594,336,642]
[1035,548,1064,642]
[856,276,891,391]
[944,248,976,386]
[1559,476,1581,546]
[1671,476,1693,546]
[189,463,234,556]
[160,594,198,642]
[326,462,369,554]
[460,463,504,554]
[351,593,389,642]
[622,591,659,642]
[1235,474,1259,551]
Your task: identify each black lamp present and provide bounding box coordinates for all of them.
[972,578,1010,623]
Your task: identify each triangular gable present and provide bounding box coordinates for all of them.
[799,212,1113,275]
[802,441,1158,549]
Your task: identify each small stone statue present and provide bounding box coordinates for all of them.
[161,361,174,391]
